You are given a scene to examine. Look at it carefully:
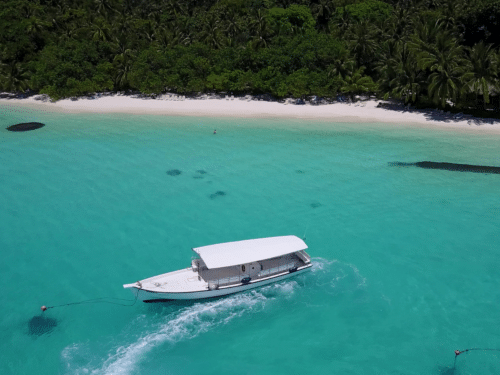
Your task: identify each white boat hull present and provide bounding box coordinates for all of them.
[127,264,312,302]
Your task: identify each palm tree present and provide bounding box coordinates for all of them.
[94,0,118,17]
[141,19,157,43]
[0,62,30,93]
[440,0,467,30]
[25,16,50,37]
[224,8,241,41]
[463,42,499,109]
[416,32,468,108]
[312,0,334,31]
[166,17,192,46]
[382,5,414,43]
[200,14,223,49]
[114,11,134,36]
[346,21,379,70]
[113,36,134,60]
[312,0,334,20]
[249,9,272,49]
[163,0,187,19]
[114,54,133,90]
[334,8,352,35]
[82,15,111,42]
[341,67,377,102]
[327,48,355,80]
[381,42,425,104]
[411,19,443,50]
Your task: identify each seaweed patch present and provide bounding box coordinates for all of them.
[28,315,57,336]
[166,169,182,176]
[7,122,45,132]
[209,191,226,199]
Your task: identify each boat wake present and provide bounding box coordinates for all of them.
[61,258,366,375]
[311,257,367,290]
[61,281,299,375]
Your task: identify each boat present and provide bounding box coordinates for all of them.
[123,235,312,302]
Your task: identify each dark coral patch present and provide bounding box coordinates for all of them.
[7,122,45,132]
[197,170,207,174]
[166,169,182,176]
[209,191,226,199]
[310,202,322,208]
[389,161,500,174]
[296,170,305,174]
[28,315,58,336]
[416,161,500,174]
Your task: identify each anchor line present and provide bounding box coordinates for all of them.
[453,348,500,370]
[456,348,500,355]
[43,292,139,310]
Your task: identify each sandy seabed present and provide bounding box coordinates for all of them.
[2,93,500,134]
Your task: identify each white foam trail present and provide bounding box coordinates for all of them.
[311,257,337,272]
[63,281,298,375]
[346,263,367,287]
[310,257,367,293]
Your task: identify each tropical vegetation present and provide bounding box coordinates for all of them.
[1,0,499,112]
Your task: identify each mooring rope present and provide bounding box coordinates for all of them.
[453,348,500,370]
[41,291,139,311]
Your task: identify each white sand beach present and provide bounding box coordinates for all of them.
[2,93,500,133]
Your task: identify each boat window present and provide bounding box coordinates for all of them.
[242,265,245,272]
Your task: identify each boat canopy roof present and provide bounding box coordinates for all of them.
[192,235,307,269]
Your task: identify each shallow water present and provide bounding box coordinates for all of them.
[1,106,500,374]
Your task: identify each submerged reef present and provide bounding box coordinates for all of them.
[166,169,182,176]
[209,191,226,199]
[389,161,500,174]
[7,122,45,132]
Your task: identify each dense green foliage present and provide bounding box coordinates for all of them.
[1,0,499,111]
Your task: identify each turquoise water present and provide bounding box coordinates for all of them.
[1,105,500,375]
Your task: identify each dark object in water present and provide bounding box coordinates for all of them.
[241,277,251,284]
[416,161,500,174]
[197,170,207,174]
[289,266,298,273]
[209,191,226,199]
[389,161,500,174]
[166,169,182,176]
[296,170,305,174]
[193,176,204,179]
[28,315,57,336]
[7,122,45,132]
[310,202,321,208]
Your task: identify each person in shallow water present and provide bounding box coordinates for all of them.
[213,129,216,134]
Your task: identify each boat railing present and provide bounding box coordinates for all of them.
[296,250,311,263]
[207,262,296,288]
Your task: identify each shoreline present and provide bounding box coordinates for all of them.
[2,93,500,134]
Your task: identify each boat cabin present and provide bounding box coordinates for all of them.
[191,235,311,290]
